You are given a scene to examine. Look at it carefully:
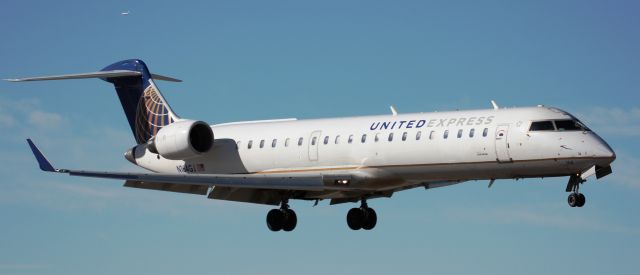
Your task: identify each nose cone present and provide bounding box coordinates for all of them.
[593,136,616,165]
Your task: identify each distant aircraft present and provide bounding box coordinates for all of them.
[6,59,616,232]
[121,11,130,16]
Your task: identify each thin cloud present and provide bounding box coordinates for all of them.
[0,112,14,127]
[28,110,65,129]
[0,97,67,130]
[577,106,640,137]
[448,203,639,235]
[0,263,47,270]
[607,153,640,189]
[49,181,127,199]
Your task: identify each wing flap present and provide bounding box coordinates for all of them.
[124,180,209,195]
[208,187,281,205]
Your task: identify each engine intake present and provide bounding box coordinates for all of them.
[147,120,213,160]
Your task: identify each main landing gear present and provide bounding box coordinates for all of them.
[566,175,586,208]
[265,199,380,232]
[346,200,377,230]
[266,200,297,232]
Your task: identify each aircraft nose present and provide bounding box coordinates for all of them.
[594,138,616,163]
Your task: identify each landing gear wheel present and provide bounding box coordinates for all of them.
[266,209,284,231]
[567,193,578,207]
[347,208,365,230]
[362,208,377,230]
[282,209,297,232]
[577,193,586,207]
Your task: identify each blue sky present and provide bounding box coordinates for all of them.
[1,1,639,274]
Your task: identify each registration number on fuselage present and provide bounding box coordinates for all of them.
[176,163,205,173]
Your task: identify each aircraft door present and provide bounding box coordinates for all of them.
[308,130,321,161]
[494,124,512,162]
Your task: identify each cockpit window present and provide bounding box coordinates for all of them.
[529,119,590,132]
[555,119,589,131]
[529,121,555,131]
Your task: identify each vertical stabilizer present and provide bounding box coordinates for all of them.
[100,59,180,144]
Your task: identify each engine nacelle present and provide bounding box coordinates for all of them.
[147,120,213,160]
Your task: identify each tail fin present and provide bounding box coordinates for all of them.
[100,59,180,144]
[5,59,181,144]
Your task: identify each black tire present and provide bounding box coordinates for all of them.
[347,208,365,230]
[282,209,297,232]
[362,208,377,230]
[266,209,284,231]
[567,193,578,207]
[577,193,586,207]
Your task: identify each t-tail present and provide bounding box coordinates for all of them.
[5,59,181,144]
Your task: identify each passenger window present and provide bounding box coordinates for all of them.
[248,140,253,149]
[323,136,329,145]
[444,130,449,139]
[285,138,290,147]
[388,132,394,142]
[311,137,317,145]
[260,139,265,148]
[402,132,407,141]
[335,135,340,144]
[483,128,488,137]
[272,139,277,148]
[429,131,435,140]
[469,128,475,138]
[298,137,303,146]
[361,134,367,143]
[348,135,354,144]
[375,133,380,142]
[554,120,584,131]
[529,121,555,131]
[416,131,422,140]
[457,129,463,138]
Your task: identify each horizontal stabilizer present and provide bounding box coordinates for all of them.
[5,70,181,82]
[149,74,182,82]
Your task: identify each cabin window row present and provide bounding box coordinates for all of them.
[244,128,489,149]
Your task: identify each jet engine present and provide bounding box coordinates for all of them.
[147,120,213,160]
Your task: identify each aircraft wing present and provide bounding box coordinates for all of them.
[26,139,337,192]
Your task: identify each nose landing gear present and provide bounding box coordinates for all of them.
[266,199,297,232]
[567,192,586,207]
[566,175,586,208]
[346,200,377,230]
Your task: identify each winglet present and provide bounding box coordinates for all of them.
[26,139,56,172]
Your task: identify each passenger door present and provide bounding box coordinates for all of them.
[308,130,321,161]
[494,124,512,162]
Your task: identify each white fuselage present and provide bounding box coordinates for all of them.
[131,106,615,195]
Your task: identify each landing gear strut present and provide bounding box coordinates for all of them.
[346,199,377,230]
[566,175,586,208]
[266,200,297,232]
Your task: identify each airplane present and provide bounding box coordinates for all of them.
[121,11,130,16]
[6,59,616,232]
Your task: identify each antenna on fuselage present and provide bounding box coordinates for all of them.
[390,105,398,116]
[491,100,499,110]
